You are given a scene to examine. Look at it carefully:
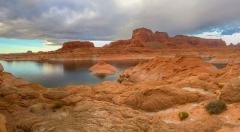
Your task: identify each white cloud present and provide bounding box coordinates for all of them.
[0,0,240,45]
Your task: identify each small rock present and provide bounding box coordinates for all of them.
[89,61,117,75]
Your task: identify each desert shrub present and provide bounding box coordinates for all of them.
[218,84,224,89]
[205,100,226,114]
[51,101,64,109]
[178,111,189,121]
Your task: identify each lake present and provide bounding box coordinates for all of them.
[0,60,146,88]
[0,59,227,88]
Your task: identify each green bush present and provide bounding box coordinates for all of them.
[205,100,226,114]
[178,111,189,121]
[51,101,64,109]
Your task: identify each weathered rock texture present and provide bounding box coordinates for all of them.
[119,56,218,84]
[0,61,239,132]
[89,61,117,75]
[0,63,3,72]
[59,41,94,50]
[220,76,240,103]
[108,27,226,48]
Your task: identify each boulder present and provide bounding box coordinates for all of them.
[220,76,240,102]
[59,41,94,50]
[0,63,3,72]
[89,61,117,75]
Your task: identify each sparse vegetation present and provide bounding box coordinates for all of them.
[218,84,224,89]
[51,101,64,109]
[205,100,226,114]
[178,111,189,121]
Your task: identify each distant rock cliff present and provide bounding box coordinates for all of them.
[108,27,227,48]
[59,41,94,50]
[170,35,226,48]
[228,43,240,48]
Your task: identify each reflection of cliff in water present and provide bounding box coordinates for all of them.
[42,60,149,73]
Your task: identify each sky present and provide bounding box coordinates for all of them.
[0,0,240,53]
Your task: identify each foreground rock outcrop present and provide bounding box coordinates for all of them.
[58,41,94,51]
[89,61,117,75]
[1,56,240,131]
[220,76,240,103]
[119,56,218,84]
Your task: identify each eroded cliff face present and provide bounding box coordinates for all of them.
[170,35,227,48]
[108,27,227,48]
[59,41,95,50]
[108,28,173,48]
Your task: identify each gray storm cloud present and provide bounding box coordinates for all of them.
[0,0,240,45]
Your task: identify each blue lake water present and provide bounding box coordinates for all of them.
[0,59,226,88]
[0,60,146,88]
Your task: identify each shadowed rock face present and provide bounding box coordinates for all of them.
[108,27,227,48]
[59,41,94,50]
[0,63,3,72]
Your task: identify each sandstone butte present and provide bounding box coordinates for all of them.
[107,27,226,48]
[89,61,117,75]
[58,41,95,51]
[1,54,240,131]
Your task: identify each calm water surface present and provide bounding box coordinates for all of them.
[0,59,226,88]
[0,60,146,88]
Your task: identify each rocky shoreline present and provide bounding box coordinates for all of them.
[1,55,240,132]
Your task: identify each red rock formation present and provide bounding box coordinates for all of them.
[228,43,240,48]
[108,28,172,48]
[118,56,218,84]
[108,27,226,48]
[89,61,117,75]
[170,35,227,48]
[59,41,94,50]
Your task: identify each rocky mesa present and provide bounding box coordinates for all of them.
[108,28,226,48]
[58,41,95,51]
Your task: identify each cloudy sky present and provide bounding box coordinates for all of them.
[0,0,240,53]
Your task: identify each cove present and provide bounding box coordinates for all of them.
[0,60,146,88]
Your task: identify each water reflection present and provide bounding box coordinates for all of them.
[0,60,146,88]
[0,59,227,88]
